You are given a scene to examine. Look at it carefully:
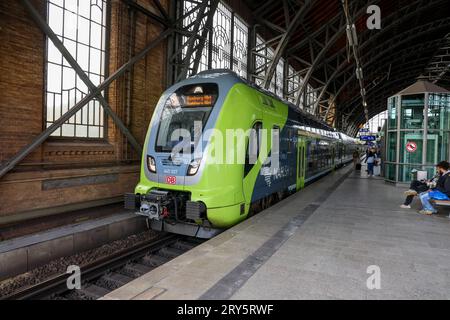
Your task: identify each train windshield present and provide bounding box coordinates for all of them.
[155,84,218,153]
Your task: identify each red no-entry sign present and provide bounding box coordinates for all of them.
[406,141,417,153]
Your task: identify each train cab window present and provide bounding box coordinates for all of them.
[244,122,262,177]
[155,84,218,153]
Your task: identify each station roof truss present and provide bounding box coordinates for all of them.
[240,0,450,136]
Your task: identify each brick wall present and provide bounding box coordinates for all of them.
[0,0,169,219]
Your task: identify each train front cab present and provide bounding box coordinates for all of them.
[125,74,291,238]
[125,71,357,239]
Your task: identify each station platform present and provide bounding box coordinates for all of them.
[103,164,450,300]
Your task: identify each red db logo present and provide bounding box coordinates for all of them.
[166,176,176,185]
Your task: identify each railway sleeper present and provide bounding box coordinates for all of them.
[157,246,185,258]
[96,272,134,290]
[171,240,198,251]
[121,262,153,278]
[77,284,111,300]
[142,254,169,267]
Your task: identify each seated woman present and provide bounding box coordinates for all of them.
[400,173,439,209]
[418,161,450,215]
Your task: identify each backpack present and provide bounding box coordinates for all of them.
[429,190,450,200]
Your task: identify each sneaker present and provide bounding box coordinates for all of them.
[400,204,411,209]
[404,190,418,196]
[419,210,434,215]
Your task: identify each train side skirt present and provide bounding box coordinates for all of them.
[150,220,223,239]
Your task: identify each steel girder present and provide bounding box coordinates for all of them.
[352,71,430,124]
[312,0,444,123]
[339,17,450,118]
[420,33,450,84]
[332,20,450,133]
[250,1,327,100]
[168,0,219,83]
[337,38,442,116]
[261,0,313,89]
[291,2,375,109]
[122,0,171,27]
[190,0,220,78]
[0,0,174,179]
[349,70,437,131]
[346,69,440,135]
[326,0,446,115]
[340,54,440,133]
[339,66,436,135]
[315,0,437,121]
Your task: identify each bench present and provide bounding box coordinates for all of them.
[432,200,450,207]
[431,200,450,213]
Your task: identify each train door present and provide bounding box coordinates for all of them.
[297,135,306,190]
[243,121,262,204]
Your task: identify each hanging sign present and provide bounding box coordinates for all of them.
[360,135,376,141]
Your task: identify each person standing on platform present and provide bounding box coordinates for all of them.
[365,148,378,177]
[418,161,450,215]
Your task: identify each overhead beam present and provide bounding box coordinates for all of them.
[293,3,373,108]
[191,0,220,76]
[319,0,445,119]
[176,0,210,81]
[122,0,170,27]
[338,18,450,116]
[262,0,313,89]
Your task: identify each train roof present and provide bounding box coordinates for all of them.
[193,69,348,139]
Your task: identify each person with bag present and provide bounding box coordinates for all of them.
[400,172,440,209]
[364,148,378,177]
[418,161,450,215]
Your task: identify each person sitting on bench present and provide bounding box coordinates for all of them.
[400,173,439,209]
[418,161,450,215]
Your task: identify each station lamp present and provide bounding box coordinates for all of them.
[356,67,364,80]
[346,24,358,46]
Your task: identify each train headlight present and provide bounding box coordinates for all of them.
[147,155,157,173]
[187,159,201,176]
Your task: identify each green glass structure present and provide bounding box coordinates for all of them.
[385,80,450,183]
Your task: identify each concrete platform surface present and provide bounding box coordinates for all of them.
[103,165,450,300]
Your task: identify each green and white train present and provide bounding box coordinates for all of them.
[125,70,359,238]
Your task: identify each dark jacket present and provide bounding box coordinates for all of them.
[364,151,377,163]
[434,172,450,197]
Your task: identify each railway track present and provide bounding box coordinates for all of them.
[2,234,203,300]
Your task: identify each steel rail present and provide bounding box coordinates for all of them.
[2,234,179,300]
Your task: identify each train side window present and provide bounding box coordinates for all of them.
[288,128,293,153]
[273,125,280,155]
[244,122,262,177]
